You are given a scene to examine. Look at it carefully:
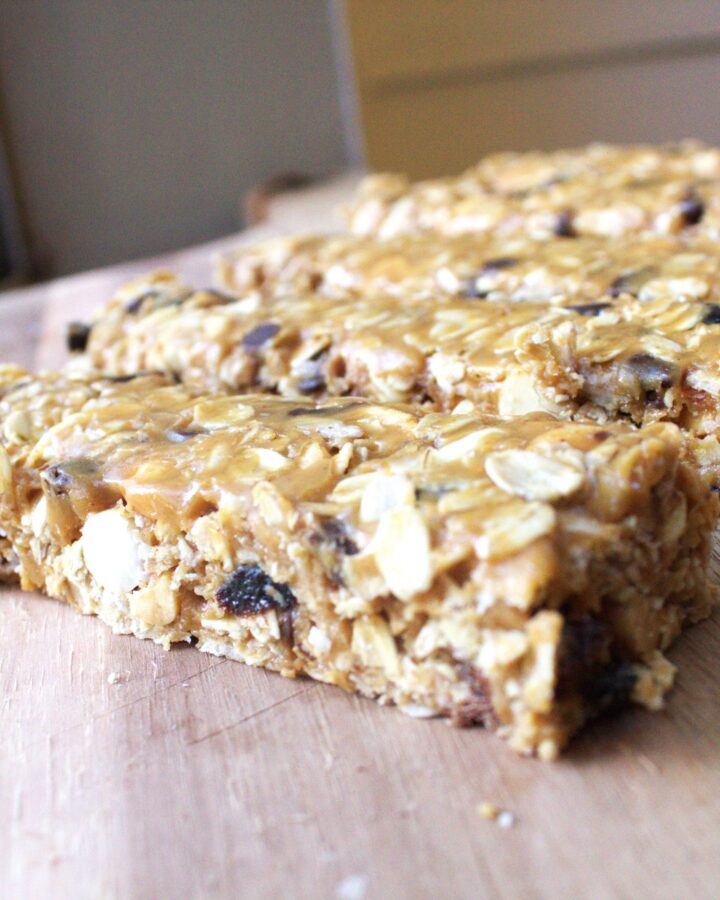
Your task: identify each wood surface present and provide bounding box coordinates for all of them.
[2,174,719,900]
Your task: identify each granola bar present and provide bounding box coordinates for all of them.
[216,230,720,306]
[0,367,715,758]
[74,273,720,484]
[344,141,720,240]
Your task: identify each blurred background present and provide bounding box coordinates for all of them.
[2,0,720,284]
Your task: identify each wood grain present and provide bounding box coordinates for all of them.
[2,175,719,900]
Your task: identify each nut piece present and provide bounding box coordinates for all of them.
[374,506,432,600]
[485,449,584,501]
[351,614,400,677]
[81,507,147,596]
[129,571,179,627]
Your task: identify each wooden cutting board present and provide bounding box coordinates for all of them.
[2,175,719,900]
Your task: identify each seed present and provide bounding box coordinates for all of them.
[241,322,280,349]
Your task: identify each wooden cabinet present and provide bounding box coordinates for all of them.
[343,0,720,177]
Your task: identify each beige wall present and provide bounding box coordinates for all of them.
[0,0,349,276]
[346,0,720,178]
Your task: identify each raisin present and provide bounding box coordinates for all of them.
[66,322,91,353]
[678,191,705,226]
[241,322,280,349]
[453,664,498,728]
[567,302,611,317]
[554,209,576,237]
[216,564,296,615]
[702,304,720,325]
[581,661,637,706]
[556,616,637,710]
[557,616,608,689]
[624,353,678,392]
[317,518,359,556]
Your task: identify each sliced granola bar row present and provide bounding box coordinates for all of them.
[0,367,715,757]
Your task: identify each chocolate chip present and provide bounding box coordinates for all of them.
[297,375,326,394]
[216,564,296,615]
[624,353,678,392]
[478,257,519,274]
[66,322,91,353]
[125,290,161,315]
[103,373,149,384]
[678,191,705,226]
[241,322,280,349]
[462,281,489,300]
[567,302,611,317]
[606,266,656,298]
[702,304,720,325]
[553,209,576,237]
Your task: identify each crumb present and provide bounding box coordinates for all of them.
[336,874,369,900]
[497,810,516,829]
[107,671,123,685]
[478,801,499,820]
[478,801,516,828]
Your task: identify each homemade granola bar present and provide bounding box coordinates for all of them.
[0,367,716,757]
[216,230,720,306]
[74,273,720,484]
[345,141,720,240]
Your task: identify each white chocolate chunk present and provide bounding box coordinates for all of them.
[81,507,147,596]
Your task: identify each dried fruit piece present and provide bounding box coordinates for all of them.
[485,449,584,501]
[216,564,296,615]
[622,353,679,393]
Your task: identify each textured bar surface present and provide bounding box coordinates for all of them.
[76,272,720,484]
[344,141,720,240]
[217,230,720,306]
[0,367,716,758]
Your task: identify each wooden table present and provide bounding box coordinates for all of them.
[2,175,720,900]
